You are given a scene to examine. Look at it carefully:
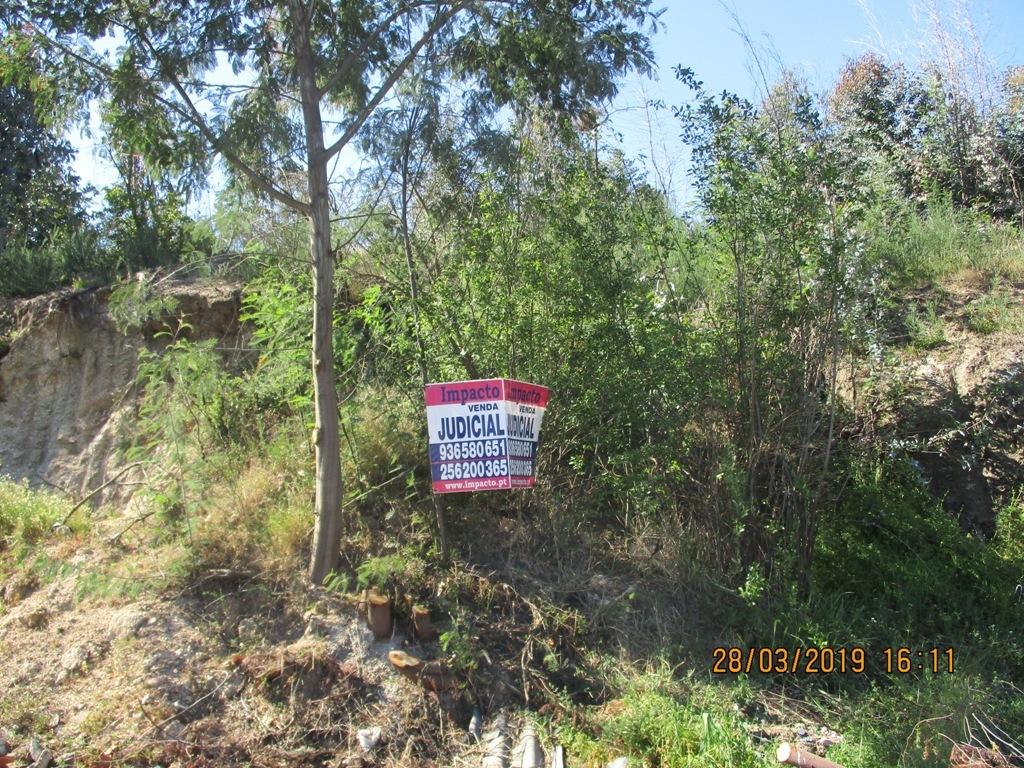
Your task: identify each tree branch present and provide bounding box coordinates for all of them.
[322,1,468,161]
[316,0,450,100]
[120,13,312,214]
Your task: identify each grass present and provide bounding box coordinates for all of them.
[905,299,946,349]
[555,665,772,768]
[0,478,81,551]
[0,689,51,735]
[994,489,1024,561]
[875,198,1024,288]
[547,652,1024,768]
[964,278,1021,334]
[203,448,312,573]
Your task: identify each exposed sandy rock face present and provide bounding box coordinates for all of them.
[846,281,1024,536]
[0,280,243,503]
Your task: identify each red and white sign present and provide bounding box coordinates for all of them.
[424,378,550,494]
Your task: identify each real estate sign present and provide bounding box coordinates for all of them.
[424,378,550,494]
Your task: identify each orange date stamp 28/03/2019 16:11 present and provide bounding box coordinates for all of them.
[710,646,955,675]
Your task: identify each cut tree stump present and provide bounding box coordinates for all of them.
[366,589,392,639]
[387,649,456,692]
[412,605,438,642]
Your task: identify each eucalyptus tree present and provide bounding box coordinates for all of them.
[2,0,659,582]
[0,81,84,255]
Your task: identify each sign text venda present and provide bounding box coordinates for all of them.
[424,378,550,494]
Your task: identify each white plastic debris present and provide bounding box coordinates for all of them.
[607,758,629,768]
[469,708,483,741]
[356,726,382,753]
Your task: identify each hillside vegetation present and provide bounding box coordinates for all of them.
[2,4,1024,767]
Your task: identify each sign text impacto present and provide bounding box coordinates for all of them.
[424,378,550,494]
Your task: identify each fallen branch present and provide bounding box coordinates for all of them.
[107,507,160,544]
[59,462,145,528]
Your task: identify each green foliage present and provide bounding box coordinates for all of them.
[904,299,946,349]
[0,227,111,297]
[557,667,768,768]
[866,196,988,286]
[0,81,85,255]
[13,0,659,213]
[826,674,1024,768]
[410,129,708,522]
[803,455,1020,665]
[99,167,214,273]
[674,70,872,591]
[0,479,78,552]
[107,278,181,333]
[438,610,485,676]
[0,75,214,298]
[238,271,314,415]
[994,489,1024,561]
[355,553,425,591]
[965,278,1018,334]
[830,52,1024,222]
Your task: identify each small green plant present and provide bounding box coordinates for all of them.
[322,570,352,593]
[355,553,425,591]
[905,300,946,348]
[0,479,81,553]
[965,280,1016,334]
[439,610,485,675]
[995,489,1024,562]
[0,690,51,735]
[738,564,768,606]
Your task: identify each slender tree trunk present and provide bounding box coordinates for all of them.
[290,0,343,584]
[307,163,343,584]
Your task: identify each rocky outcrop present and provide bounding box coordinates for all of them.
[0,279,243,503]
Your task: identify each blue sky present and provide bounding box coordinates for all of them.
[69,0,1024,213]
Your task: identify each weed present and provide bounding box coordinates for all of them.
[0,690,50,735]
[74,568,151,603]
[355,552,426,591]
[439,610,485,676]
[0,479,84,554]
[965,279,1018,333]
[107,278,180,333]
[994,489,1024,562]
[555,665,768,768]
[905,299,946,348]
[871,197,1024,289]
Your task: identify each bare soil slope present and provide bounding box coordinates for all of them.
[0,281,243,504]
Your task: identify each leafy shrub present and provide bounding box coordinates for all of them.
[904,299,946,348]
[355,552,426,591]
[107,278,181,332]
[0,228,111,297]
[0,479,77,550]
[965,280,1017,334]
